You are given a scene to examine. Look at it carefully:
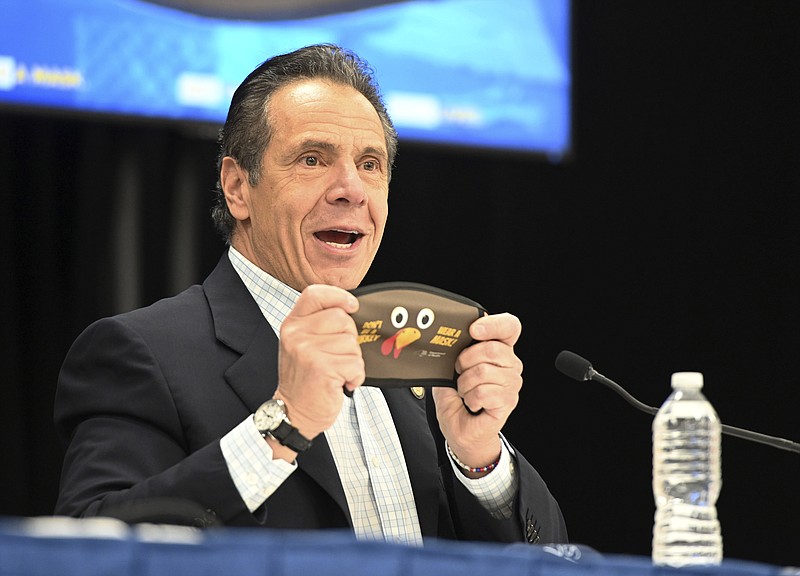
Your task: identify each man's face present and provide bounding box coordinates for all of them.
[225,79,390,291]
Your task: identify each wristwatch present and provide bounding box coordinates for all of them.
[253,398,313,453]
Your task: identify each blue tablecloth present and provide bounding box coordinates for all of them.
[0,517,792,576]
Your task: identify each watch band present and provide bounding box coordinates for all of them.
[268,420,313,453]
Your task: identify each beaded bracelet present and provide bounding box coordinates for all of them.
[446,442,500,474]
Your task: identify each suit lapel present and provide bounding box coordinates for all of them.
[203,253,351,524]
[382,387,441,538]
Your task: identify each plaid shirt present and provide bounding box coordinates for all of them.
[220,247,515,545]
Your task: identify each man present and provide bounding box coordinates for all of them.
[54,44,567,545]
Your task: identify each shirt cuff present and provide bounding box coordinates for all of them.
[220,415,297,513]
[446,434,518,520]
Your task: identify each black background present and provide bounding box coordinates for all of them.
[1,0,798,567]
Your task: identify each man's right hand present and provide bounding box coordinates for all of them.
[271,284,364,454]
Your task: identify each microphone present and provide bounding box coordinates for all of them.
[555,350,800,454]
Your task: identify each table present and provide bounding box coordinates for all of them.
[0,517,793,576]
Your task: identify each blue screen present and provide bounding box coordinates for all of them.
[0,0,571,158]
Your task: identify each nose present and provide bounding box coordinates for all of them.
[326,161,367,206]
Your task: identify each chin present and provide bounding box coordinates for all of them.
[316,270,366,290]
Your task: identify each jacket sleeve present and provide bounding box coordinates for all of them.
[442,443,568,544]
[426,394,568,544]
[53,316,250,525]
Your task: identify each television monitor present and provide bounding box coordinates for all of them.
[0,0,571,159]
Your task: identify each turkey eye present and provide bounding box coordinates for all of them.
[417,308,434,329]
[390,306,409,328]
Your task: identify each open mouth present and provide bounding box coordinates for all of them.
[314,229,363,247]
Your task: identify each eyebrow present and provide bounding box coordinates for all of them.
[295,139,336,155]
[289,139,387,161]
[360,145,388,161]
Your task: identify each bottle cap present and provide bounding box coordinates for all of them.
[671,371,703,389]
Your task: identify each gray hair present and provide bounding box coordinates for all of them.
[211,43,398,242]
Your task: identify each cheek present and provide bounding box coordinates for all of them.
[255,176,307,224]
[370,189,390,227]
[371,210,388,244]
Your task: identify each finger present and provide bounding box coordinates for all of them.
[462,397,484,416]
[289,307,360,337]
[285,331,361,359]
[455,339,523,376]
[470,312,521,347]
[454,357,523,415]
[318,352,365,385]
[291,284,359,318]
[460,376,520,411]
[343,369,366,393]
[458,359,523,392]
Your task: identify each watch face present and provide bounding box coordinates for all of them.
[254,399,285,433]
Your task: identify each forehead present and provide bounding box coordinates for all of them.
[266,79,387,153]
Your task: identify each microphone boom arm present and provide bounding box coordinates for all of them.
[592,369,800,453]
[589,369,658,416]
[557,350,800,455]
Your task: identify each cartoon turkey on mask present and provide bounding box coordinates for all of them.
[350,283,487,386]
[381,305,434,359]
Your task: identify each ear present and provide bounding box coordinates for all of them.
[220,156,251,222]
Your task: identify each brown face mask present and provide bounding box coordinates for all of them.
[350,282,487,388]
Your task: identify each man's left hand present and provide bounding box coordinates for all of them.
[432,312,523,476]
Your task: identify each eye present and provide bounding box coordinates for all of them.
[417,308,434,329]
[362,159,378,171]
[303,155,319,166]
[390,306,409,328]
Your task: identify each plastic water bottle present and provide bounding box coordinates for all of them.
[652,371,722,567]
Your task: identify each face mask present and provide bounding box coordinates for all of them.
[350,282,487,388]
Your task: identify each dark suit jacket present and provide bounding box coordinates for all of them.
[54,254,567,544]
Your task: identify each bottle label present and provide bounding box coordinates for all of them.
[656,502,717,521]
[655,400,719,420]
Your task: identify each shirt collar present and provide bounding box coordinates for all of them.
[227,246,299,336]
